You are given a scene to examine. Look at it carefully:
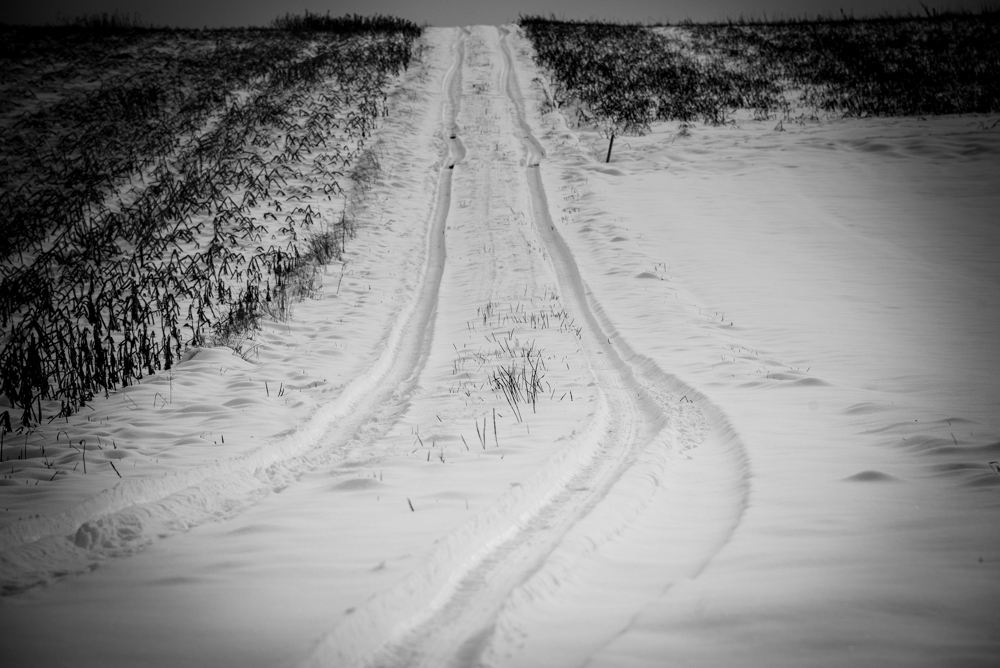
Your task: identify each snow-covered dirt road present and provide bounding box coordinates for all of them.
[3,25,999,668]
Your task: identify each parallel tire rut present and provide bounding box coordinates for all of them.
[304,25,749,668]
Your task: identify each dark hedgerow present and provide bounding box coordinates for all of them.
[66,11,150,32]
[271,11,421,39]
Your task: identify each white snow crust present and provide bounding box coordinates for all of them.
[1,24,998,668]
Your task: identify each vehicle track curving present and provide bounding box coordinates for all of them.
[303,25,750,668]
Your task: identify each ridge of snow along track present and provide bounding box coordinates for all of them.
[301,26,752,667]
[478,26,753,666]
[0,42,456,594]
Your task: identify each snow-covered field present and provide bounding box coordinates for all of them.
[2,25,998,667]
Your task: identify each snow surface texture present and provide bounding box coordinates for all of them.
[2,25,999,668]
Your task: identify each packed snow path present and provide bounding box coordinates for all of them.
[304,26,747,666]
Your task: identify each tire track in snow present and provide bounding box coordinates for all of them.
[302,26,749,667]
[0,33,465,595]
[485,27,751,666]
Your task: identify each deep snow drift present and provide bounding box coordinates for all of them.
[1,25,998,668]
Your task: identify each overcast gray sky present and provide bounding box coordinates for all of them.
[0,0,993,28]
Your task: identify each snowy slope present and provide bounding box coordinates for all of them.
[506,25,1000,667]
[1,24,999,668]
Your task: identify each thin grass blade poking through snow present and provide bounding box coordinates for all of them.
[489,346,545,423]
